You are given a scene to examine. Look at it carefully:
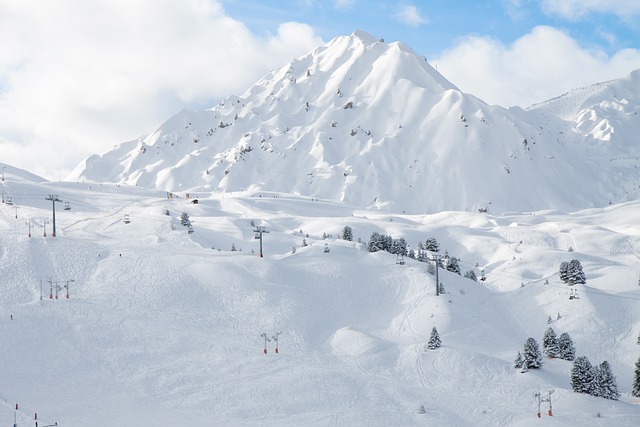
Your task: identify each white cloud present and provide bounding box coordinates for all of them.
[0,0,322,179]
[540,0,640,20]
[395,4,427,27]
[432,25,640,108]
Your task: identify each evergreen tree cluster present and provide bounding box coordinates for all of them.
[415,237,440,262]
[559,259,586,285]
[542,327,575,361]
[571,357,620,400]
[444,252,461,275]
[367,232,407,256]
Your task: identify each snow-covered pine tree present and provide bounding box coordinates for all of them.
[637,331,640,345]
[567,259,586,285]
[367,232,383,252]
[464,270,477,282]
[559,261,569,283]
[180,212,191,226]
[427,326,441,350]
[632,356,640,397]
[390,238,408,256]
[595,361,619,400]
[382,234,393,252]
[445,256,461,275]
[571,356,594,394]
[542,327,560,358]
[523,337,543,369]
[558,332,576,361]
[514,351,524,369]
[424,237,440,252]
[342,225,353,241]
[302,238,308,247]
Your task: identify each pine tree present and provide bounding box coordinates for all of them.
[567,259,586,285]
[559,261,569,283]
[427,326,441,350]
[542,327,560,358]
[367,232,383,252]
[390,238,408,256]
[558,332,576,361]
[571,356,594,394]
[342,225,353,241]
[632,356,640,397]
[514,351,524,369]
[523,337,543,369]
[595,361,619,400]
[424,237,440,253]
[445,256,461,275]
[464,270,477,282]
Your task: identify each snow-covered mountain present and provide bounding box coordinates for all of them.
[68,31,640,214]
[4,31,640,426]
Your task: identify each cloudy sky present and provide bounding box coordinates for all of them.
[1,0,639,180]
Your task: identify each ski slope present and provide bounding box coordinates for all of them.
[1,168,640,426]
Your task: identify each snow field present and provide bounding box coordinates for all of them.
[1,172,640,425]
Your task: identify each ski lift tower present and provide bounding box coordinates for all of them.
[254,226,269,257]
[45,195,63,237]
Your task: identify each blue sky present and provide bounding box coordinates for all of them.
[1,0,639,179]
[220,0,640,57]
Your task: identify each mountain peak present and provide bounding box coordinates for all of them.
[350,30,381,44]
[68,35,640,214]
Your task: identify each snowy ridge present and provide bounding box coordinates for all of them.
[68,32,640,214]
[2,166,640,425]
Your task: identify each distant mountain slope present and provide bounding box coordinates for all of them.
[0,162,47,184]
[68,32,640,214]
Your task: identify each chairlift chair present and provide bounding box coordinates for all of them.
[188,226,194,234]
[396,254,405,265]
[323,243,330,253]
[6,196,13,206]
[64,201,71,210]
[569,288,580,300]
[123,214,131,224]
